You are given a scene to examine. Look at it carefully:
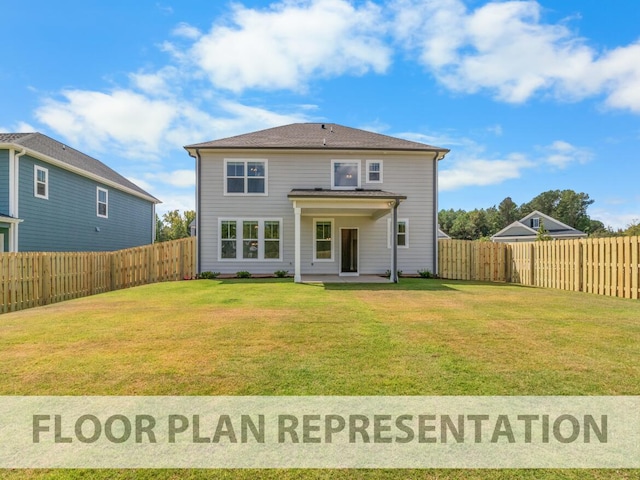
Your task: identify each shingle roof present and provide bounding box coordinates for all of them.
[185,123,449,154]
[288,189,406,200]
[0,132,159,202]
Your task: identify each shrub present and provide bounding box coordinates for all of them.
[417,269,433,278]
[384,270,403,278]
[236,271,252,279]
[198,271,219,280]
[274,270,289,278]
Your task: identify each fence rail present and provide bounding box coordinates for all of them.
[439,237,640,300]
[0,237,196,313]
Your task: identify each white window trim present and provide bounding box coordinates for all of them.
[366,160,383,184]
[313,218,334,262]
[331,160,361,190]
[217,218,283,262]
[223,159,268,196]
[97,187,108,218]
[532,217,540,229]
[387,218,409,248]
[34,165,49,199]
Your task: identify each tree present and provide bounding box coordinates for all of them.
[497,197,519,229]
[623,220,640,237]
[155,209,196,242]
[520,189,594,230]
[535,219,552,241]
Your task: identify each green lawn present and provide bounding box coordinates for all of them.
[0,278,639,479]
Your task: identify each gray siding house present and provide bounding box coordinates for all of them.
[0,132,159,252]
[185,123,449,282]
[491,210,587,242]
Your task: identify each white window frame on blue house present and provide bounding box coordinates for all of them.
[223,159,268,196]
[34,165,49,199]
[97,187,108,218]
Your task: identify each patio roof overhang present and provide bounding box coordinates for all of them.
[288,189,407,220]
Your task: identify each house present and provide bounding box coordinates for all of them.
[491,210,587,242]
[0,132,160,252]
[185,123,449,282]
[438,226,451,239]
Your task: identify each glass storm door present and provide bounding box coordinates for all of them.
[340,228,358,275]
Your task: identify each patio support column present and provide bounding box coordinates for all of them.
[294,206,302,283]
[391,200,399,283]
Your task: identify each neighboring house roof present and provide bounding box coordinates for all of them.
[185,123,449,156]
[491,210,587,241]
[0,132,159,203]
[438,227,451,239]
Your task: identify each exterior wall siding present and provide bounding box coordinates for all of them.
[0,149,10,214]
[17,154,153,252]
[199,151,436,275]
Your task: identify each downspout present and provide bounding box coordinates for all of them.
[433,152,439,276]
[391,198,400,283]
[188,148,202,275]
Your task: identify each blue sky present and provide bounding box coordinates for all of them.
[3,0,639,228]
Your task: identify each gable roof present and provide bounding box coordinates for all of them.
[491,210,587,240]
[185,123,449,156]
[0,132,159,203]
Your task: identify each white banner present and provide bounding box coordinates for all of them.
[0,396,638,468]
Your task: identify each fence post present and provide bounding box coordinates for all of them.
[41,254,51,305]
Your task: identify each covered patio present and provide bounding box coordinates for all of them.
[288,189,407,284]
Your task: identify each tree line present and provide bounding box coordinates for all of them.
[155,210,195,242]
[439,189,639,240]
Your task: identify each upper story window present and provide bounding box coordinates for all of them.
[97,187,108,218]
[224,159,267,195]
[532,217,540,229]
[331,160,360,190]
[366,160,383,183]
[34,165,49,199]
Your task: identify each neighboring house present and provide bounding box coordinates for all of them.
[0,132,160,252]
[491,210,587,243]
[438,226,451,239]
[185,123,449,282]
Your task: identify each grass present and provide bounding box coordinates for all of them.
[0,278,639,478]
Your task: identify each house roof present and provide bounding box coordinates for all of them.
[491,210,587,240]
[0,132,159,203]
[185,123,449,156]
[288,189,407,200]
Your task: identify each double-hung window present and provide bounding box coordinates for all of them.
[314,219,333,261]
[388,219,409,248]
[97,187,108,218]
[219,218,282,261]
[331,160,360,189]
[34,166,49,199]
[532,217,540,229]
[366,160,382,183]
[224,159,267,195]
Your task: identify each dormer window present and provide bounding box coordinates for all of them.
[532,217,540,229]
[331,160,360,189]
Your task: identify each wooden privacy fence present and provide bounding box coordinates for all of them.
[438,237,640,300]
[0,237,196,313]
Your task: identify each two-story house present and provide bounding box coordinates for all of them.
[0,132,159,252]
[185,123,449,282]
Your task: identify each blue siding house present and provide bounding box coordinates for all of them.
[0,133,159,252]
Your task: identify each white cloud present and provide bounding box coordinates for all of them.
[439,154,533,191]
[186,0,391,92]
[391,0,640,112]
[589,208,640,230]
[172,22,202,40]
[542,140,593,169]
